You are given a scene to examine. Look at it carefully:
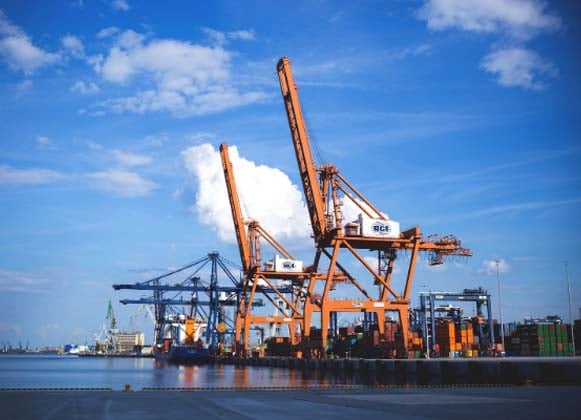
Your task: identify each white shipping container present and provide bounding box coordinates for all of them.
[358,214,400,238]
[274,254,303,273]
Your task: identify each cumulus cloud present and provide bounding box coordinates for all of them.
[0,11,60,74]
[111,149,152,166]
[417,0,560,39]
[481,258,511,275]
[87,168,157,197]
[480,47,557,90]
[61,34,85,58]
[70,80,100,94]
[0,165,65,185]
[91,29,268,116]
[181,143,310,243]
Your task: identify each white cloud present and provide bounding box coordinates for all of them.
[144,133,169,147]
[71,80,100,94]
[92,31,268,116]
[181,143,310,242]
[111,149,152,166]
[0,165,65,185]
[0,322,22,336]
[416,1,561,91]
[0,268,50,293]
[0,11,60,74]
[227,30,256,41]
[35,135,57,150]
[110,0,130,11]
[61,34,85,58]
[16,79,32,90]
[86,140,103,150]
[202,28,256,45]
[96,26,119,39]
[481,258,511,275]
[417,0,561,39]
[480,47,556,90]
[87,168,157,197]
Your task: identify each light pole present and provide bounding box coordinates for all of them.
[496,260,505,355]
[421,285,430,359]
[565,260,576,356]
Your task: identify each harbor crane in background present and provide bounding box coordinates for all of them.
[113,252,253,353]
[277,56,472,354]
[93,300,119,354]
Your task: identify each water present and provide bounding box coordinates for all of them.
[0,355,365,390]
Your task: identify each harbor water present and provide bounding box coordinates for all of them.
[0,355,368,390]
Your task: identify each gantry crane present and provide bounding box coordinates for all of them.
[220,143,316,355]
[113,252,252,353]
[277,56,471,355]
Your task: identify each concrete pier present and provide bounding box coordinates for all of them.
[1,386,579,420]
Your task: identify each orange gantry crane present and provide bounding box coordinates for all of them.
[220,143,315,355]
[277,56,471,355]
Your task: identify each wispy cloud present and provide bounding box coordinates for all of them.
[0,10,60,74]
[202,27,256,45]
[110,0,130,11]
[0,268,51,293]
[480,258,511,275]
[465,197,581,219]
[111,149,152,167]
[35,135,57,150]
[87,168,157,197]
[96,26,119,39]
[416,0,561,90]
[0,165,65,185]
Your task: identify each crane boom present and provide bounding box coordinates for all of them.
[277,57,327,241]
[219,143,252,272]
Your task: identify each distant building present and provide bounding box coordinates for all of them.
[113,332,145,353]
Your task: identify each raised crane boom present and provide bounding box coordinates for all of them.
[220,143,253,272]
[277,57,327,242]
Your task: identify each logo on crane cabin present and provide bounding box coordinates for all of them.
[371,222,392,235]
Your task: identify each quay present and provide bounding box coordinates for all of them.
[226,356,581,385]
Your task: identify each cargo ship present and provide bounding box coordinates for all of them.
[154,315,211,363]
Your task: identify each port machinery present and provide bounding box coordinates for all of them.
[277,56,472,355]
[113,252,266,354]
[220,143,348,356]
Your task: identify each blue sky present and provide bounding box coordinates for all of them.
[0,0,580,348]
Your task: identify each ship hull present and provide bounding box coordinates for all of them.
[155,345,211,364]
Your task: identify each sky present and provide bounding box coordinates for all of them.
[0,0,580,348]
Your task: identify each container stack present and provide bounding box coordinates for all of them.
[455,321,475,356]
[516,323,573,356]
[435,321,456,357]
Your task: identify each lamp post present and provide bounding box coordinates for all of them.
[565,260,576,356]
[421,285,430,359]
[496,260,505,355]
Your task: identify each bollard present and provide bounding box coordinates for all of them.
[124,384,132,392]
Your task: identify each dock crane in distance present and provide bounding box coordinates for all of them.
[277,56,472,356]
